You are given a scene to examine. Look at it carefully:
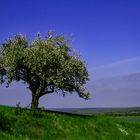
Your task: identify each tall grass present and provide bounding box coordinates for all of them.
[0,105,140,140]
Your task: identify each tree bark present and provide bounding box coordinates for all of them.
[31,92,39,109]
[30,86,54,109]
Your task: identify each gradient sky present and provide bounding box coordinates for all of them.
[0,0,140,68]
[0,0,140,108]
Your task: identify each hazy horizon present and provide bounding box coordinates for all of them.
[0,56,140,108]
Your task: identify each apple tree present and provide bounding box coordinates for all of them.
[0,32,90,109]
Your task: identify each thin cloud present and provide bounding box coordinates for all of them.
[90,56,140,80]
[93,56,140,70]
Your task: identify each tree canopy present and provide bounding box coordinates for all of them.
[0,32,90,109]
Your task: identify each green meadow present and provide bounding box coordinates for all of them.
[0,105,140,140]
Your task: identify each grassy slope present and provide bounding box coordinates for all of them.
[0,105,140,140]
[50,107,140,115]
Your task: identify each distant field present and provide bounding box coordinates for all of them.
[0,105,140,140]
[47,107,140,116]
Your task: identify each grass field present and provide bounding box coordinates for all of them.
[49,107,140,116]
[0,105,140,140]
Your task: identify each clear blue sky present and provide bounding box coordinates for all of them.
[0,0,140,69]
[0,0,140,108]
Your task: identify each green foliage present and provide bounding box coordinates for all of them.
[15,102,46,117]
[0,105,140,140]
[0,31,90,108]
[0,112,12,131]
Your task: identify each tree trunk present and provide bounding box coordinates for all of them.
[31,93,39,109]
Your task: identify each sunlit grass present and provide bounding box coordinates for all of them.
[0,105,140,140]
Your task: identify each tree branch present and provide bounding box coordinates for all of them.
[38,85,54,98]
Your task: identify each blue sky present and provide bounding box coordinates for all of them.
[0,0,140,68]
[0,0,140,107]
